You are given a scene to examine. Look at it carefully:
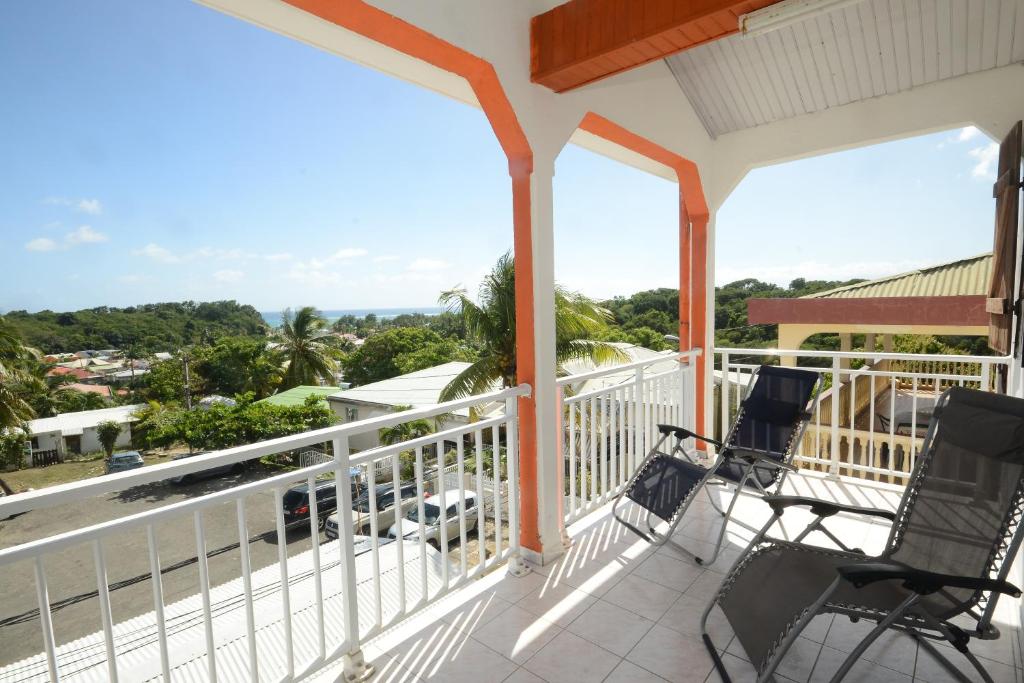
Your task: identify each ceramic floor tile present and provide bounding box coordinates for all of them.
[470,604,561,664]
[630,552,705,593]
[602,573,684,622]
[390,633,518,683]
[625,624,714,683]
[567,598,656,657]
[914,642,1020,683]
[811,644,912,683]
[522,630,621,683]
[515,579,599,627]
[604,659,670,683]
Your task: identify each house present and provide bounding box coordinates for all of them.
[25,404,142,460]
[257,385,341,408]
[46,366,100,382]
[153,352,173,361]
[65,383,113,399]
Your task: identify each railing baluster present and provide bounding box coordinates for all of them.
[235,500,259,682]
[332,436,362,669]
[414,446,428,603]
[457,437,468,578]
[491,424,502,559]
[911,376,919,471]
[474,428,485,572]
[92,539,119,683]
[366,456,382,629]
[589,397,598,505]
[273,487,294,677]
[34,557,59,683]
[390,446,405,615]
[192,512,217,682]
[568,399,577,521]
[306,475,326,660]
[599,392,607,500]
[829,356,841,477]
[146,524,171,681]
[435,439,448,593]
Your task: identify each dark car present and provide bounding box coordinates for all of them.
[282,479,361,529]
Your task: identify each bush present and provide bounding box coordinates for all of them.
[0,432,27,470]
[96,420,123,458]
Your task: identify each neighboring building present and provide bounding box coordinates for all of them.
[107,368,150,384]
[258,385,341,408]
[26,404,142,459]
[747,253,991,367]
[47,366,100,382]
[66,383,113,399]
[153,352,173,361]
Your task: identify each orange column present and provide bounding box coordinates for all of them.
[691,215,709,444]
[511,166,541,554]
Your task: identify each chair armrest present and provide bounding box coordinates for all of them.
[763,495,897,521]
[837,562,1022,598]
[657,423,723,448]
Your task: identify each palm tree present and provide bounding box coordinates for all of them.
[19,362,76,418]
[379,406,437,481]
[277,307,338,389]
[0,316,36,428]
[438,251,627,402]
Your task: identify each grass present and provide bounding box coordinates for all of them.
[1,450,179,493]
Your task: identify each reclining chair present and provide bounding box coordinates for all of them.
[612,364,820,565]
[702,386,1024,683]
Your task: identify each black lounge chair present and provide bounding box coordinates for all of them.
[612,364,820,565]
[702,386,1024,683]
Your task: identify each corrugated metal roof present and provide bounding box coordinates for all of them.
[258,385,340,407]
[802,253,991,300]
[27,404,143,437]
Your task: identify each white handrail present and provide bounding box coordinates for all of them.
[0,384,532,517]
[715,346,1011,364]
[556,348,701,386]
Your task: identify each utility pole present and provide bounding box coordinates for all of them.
[182,351,193,410]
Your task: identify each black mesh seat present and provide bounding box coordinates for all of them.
[702,387,1024,683]
[613,364,820,565]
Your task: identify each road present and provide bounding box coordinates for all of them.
[0,467,324,668]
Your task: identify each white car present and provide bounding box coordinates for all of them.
[387,490,478,546]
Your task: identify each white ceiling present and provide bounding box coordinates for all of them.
[665,0,1024,138]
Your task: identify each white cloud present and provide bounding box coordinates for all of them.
[117,274,144,284]
[133,243,180,263]
[264,252,293,262]
[44,196,103,214]
[213,269,244,283]
[25,237,58,252]
[332,248,368,260]
[65,225,108,245]
[957,126,981,142]
[408,258,449,271]
[373,255,401,264]
[287,264,342,287]
[77,199,102,215]
[968,142,999,180]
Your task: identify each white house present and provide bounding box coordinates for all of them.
[26,404,143,460]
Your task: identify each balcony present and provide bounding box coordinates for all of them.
[1,350,1021,682]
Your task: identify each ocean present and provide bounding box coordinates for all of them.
[261,307,444,328]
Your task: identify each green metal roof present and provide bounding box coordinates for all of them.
[258,385,340,407]
[803,253,991,299]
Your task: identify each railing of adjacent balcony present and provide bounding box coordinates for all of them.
[558,350,701,525]
[0,384,529,683]
[714,348,1012,484]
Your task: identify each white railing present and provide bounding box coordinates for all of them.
[558,350,700,524]
[715,348,1011,484]
[0,384,530,683]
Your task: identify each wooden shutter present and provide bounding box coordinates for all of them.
[988,121,1022,355]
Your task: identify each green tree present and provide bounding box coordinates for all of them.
[0,316,37,428]
[342,327,445,386]
[18,362,76,418]
[96,420,123,457]
[197,337,284,398]
[394,339,477,375]
[439,251,627,401]
[379,405,436,480]
[625,327,668,351]
[278,307,338,389]
[0,431,28,470]
[145,350,207,404]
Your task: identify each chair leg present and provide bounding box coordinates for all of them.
[696,482,745,566]
[914,611,997,683]
[826,594,919,682]
[705,484,727,517]
[914,636,976,683]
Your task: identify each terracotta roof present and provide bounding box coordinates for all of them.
[803,253,991,300]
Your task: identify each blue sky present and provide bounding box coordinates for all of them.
[0,1,998,314]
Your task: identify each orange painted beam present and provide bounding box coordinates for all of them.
[747,296,989,327]
[531,0,781,92]
[577,112,709,442]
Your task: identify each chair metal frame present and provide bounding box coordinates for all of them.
[612,365,820,566]
[700,388,1024,683]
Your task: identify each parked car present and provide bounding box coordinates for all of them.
[387,490,478,547]
[281,479,360,530]
[168,451,243,484]
[324,483,419,540]
[105,451,145,474]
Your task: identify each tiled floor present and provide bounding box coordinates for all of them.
[314,473,1024,683]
